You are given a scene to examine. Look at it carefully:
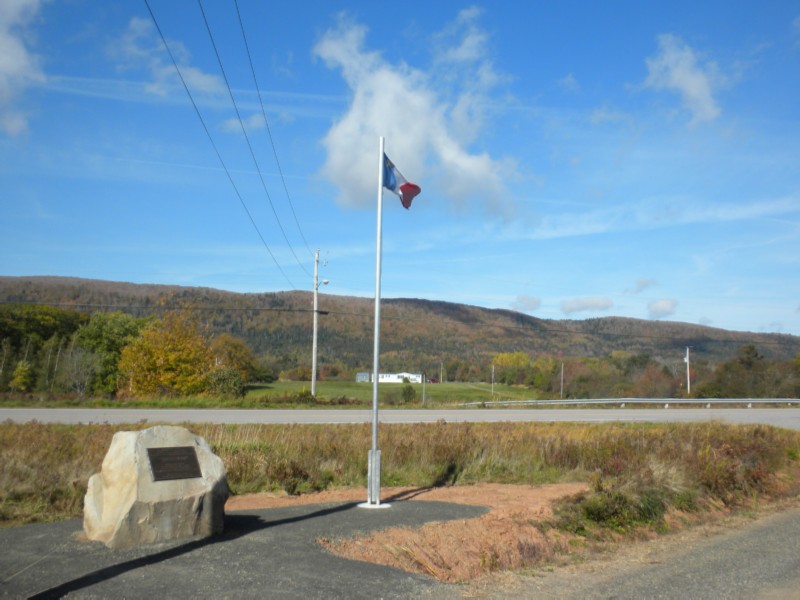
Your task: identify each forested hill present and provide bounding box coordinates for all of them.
[1,276,798,370]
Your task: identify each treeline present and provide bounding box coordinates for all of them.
[2,304,799,400]
[486,349,800,399]
[0,305,266,398]
[4,277,800,369]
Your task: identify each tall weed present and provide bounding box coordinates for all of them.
[1,420,798,526]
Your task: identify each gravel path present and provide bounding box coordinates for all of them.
[450,505,800,599]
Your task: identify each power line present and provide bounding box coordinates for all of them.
[233,0,314,260]
[0,301,319,314]
[196,0,311,278]
[6,301,799,358]
[10,298,794,351]
[144,0,296,289]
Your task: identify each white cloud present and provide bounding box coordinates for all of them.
[558,73,580,93]
[625,277,657,294]
[222,113,265,134]
[527,194,800,241]
[590,105,628,125]
[647,298,677,319]
[561,297,613,315]
[434,7,488,65]
[644,34,721,125]
[114,17,223,98]
[511,294,541,313]
[0,0,45,135]
[313,12,516,213]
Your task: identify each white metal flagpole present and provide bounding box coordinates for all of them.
[360,136,390,508]
[311,250,329,398]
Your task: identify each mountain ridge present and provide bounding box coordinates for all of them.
[1,276,798,368]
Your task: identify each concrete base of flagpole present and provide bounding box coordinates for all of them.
[357,501,391,509]
[360,448,391,508]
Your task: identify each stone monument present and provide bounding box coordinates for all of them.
[84,425,229,549]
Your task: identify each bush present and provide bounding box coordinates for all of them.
[294,388,315,404]
[401,383,417,403]
[207,367,245,398]
[3,421,799,526]
[556,484,668,534]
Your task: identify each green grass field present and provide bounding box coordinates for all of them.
[0,379,537,409]
[245,379,538,406]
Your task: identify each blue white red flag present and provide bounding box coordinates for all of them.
[383,154,421,209]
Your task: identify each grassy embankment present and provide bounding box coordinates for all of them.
[0,380,532,408]
[2,420,799,536]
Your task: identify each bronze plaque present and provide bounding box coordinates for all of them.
[147,446,202,481]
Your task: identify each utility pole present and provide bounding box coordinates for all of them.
[491,364,495,399]
[560,362,564,399]
[311,250,328,397]
[684,346,691,396]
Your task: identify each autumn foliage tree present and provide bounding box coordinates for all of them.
[492,351,533,385]
[210,333,257,381]
[118,310,213,397]
[75,311,145,394]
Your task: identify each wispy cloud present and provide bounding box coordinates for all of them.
[561,297,613,315]
[0,0,45,135]
[41,74,345,119]
[643,34,722,125]
[511,294,541,313]
[526,194,800,241]
[313,10,517,213]
[647,298,677,319]
[590,105,629,125]
[625,277,657,294]
[221,112,265,134]
[558,73,580,93]
[112,17,223,98]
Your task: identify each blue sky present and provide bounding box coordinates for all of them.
[2,0,799,335]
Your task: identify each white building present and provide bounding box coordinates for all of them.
[355,372,423,384]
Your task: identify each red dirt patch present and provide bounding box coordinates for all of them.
[227,482,587,582]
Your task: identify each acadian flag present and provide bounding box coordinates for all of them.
[383,154,421,209]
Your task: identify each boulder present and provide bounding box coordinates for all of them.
[83,425,229,549]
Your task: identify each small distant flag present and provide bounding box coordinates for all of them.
[383,154,421,209]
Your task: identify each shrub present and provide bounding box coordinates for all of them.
[207,367,245,398]
[2,421,799,526]
[401,383,417,403]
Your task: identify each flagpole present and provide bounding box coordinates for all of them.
[360,136,390,508]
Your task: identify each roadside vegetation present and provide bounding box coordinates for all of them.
[3,300,800,569]
[2,420,798,532]
[2,304,798,406]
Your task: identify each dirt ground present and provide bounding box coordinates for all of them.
[227,481,800,598]
[227,482,589,582]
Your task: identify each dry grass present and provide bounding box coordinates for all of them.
[1,420,798,528]
[316,483,586,582]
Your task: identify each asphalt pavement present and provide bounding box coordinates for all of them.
[518,505,800,599]
[2,407,800,429]
[0,499,486,599]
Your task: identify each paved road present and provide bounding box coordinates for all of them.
[3,495,798,599]
[2,407,800,429]
[515,506,800,599]
[0,500,486,599]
